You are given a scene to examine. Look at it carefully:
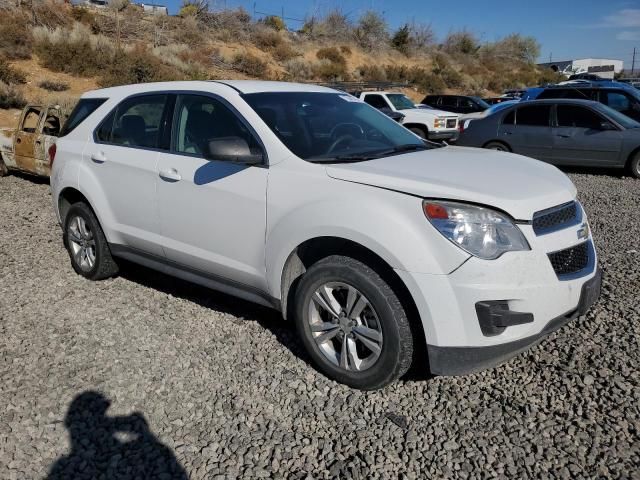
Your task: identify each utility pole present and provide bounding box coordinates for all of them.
[632,47,636,76]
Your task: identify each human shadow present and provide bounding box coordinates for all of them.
[47,391,188,480]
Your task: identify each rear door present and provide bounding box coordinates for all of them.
[362,94,391,111]
[600,90,640,122]
[86,93,172,255]
[156,93,268,290]
[14,106,43,172]
[440,96,459,113]
[500,104,554,161]
[552,104,622,166]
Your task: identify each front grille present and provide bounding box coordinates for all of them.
[446,118,457,128]
[548,241,589,276]
[533,201,579,235]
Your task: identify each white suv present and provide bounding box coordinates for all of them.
[50,81,602,390]
[355,91,459,141]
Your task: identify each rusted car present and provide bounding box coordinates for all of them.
[0,105,66,177]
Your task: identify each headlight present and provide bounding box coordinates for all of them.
[434,118,446,128]
[423,200,530,260]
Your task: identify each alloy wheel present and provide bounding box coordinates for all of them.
[67,215,96,272]
[307,282,383,372]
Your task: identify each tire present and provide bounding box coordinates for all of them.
[294,255,414,390]
[484,141,510,152]
[63,202,118,280]
[628,152,640,179]
[409,126,428,140]
[0,155,9,177]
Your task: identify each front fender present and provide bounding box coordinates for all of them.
[265,174,469,299]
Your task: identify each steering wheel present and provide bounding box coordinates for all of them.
[327,135,354,154]
[329,123,365,140]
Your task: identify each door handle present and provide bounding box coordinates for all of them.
[503,131,513,135]
[556,134,570,138]
[159,168,182,182]
[91,152,107,163]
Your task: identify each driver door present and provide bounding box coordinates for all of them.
[156,93,269,291]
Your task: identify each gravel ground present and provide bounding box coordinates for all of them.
[0,171,639,479]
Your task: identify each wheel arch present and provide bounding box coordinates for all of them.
[58,187,91,225]
[403,123,429,135]
[482,139,512,151]
[625,145,640,169]
[278,236,428,361]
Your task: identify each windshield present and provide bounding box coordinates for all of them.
[597,103,640,129]
[386,94,416,110]
[243,92,432,162]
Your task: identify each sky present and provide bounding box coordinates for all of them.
[160,0,640,66]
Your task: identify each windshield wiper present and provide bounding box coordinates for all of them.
[308,144,431,164]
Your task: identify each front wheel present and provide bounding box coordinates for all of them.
[294,255,414,390]
[409,126,428,139]
[484,141,510,152]
[628,152,640,179]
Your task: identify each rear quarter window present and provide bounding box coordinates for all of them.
[60,98,107,137]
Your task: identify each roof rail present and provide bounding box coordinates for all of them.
[307,80,410,92]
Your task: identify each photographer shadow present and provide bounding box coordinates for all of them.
[47,391,187,480]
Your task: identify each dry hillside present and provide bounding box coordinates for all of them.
[0,0,563,126]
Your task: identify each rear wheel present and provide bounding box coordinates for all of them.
[294,255,414,390]
[63,202,119,280]
[409,126,428,139]
[628,152,640,179]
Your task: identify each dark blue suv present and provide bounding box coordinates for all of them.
[537,84,640,122]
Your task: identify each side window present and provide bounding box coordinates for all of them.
[502,110,515,125]
[516,105,551,127]
[441,96,458,108]
[557,105,604,130]
[43,108,61,136]
[363,94,389,109]
[21,108,42,133]
[173,94,261,159]
[96,94,169,149]
[604,92,631,112]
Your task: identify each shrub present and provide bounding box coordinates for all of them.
[340,45,352,55]
[283,58,313,81]
[0,58,26,85]
[253,29,284,50]
[100,46,177,87]
[72,7,100,34]
[0,81,27,109]
[179,0,208,17]
[357,64,386,82]
[38,80,70,92]
[272,42,298,62]
[316,47,346,66]
[261,15,286,32]
[391,24,410,55]
[303,9,352,41]
[312,59,348,81]
[0,10,33,59]
[444,30,480,55]
[232,52,269,78]
[354,11,388,51]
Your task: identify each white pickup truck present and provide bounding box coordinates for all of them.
[351,91,459,142]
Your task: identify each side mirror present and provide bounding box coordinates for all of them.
[206,136,263,165]
[600,121,617,131]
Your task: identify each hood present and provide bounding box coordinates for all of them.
[405,107,457,118]
[325,146,576,220]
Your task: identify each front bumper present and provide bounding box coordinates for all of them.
[428,130,458,142]
[427,268,602,375]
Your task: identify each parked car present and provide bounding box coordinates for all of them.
[421,95,490,114]
[0,104,67,177]
[50,81,601,389]
[351,91,459,141]
[457,99,640,178]
[458,100,520,134]
[536,84,640,122]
